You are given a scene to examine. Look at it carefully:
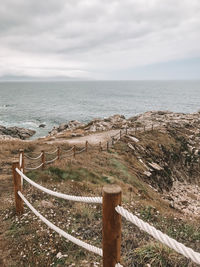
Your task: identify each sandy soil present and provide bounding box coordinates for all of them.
[46,129,119,145]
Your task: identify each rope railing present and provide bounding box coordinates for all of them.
[17,191,103,256]
[61,146,74,154]
[75,147,86,154]
[24,153,43,160]
[19,126,160,173]
[15,168,103,204]
[14,124,191,266]
[45,148,58,155]
[25,163,44,171]
[115,205,200,265]
[20,129,128,172]
[45,156,58,164]
[13,166,123,266]
[13,163,199,266]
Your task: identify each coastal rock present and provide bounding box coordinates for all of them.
[49,120,85,135]
[148,162,163,171]
[39,123,46,128]
[0,125,36,140]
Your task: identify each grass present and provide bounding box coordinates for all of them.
[1,127,200,266]
[134,242,188,267]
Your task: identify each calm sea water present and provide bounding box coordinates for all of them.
[0,80,200,138]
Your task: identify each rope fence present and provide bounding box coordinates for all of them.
[19,125,159,176]
[115,206,200,265]
[14,124,191,266]
[24,153,43,160]
[16,168,102,204]
[20,128,128,172]
[12,160,200,266]
[17,191,103,256]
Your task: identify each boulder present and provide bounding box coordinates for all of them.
[39,123,46,128]
[0,125,36,140]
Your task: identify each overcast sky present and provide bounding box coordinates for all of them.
[0,0,200,80]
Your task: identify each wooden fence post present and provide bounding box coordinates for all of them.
[85,141,88,152]
[107,141,109,152]
[125,127,128,135]
[119,130,122,139]
[112,137,114,146]
[12,162,24,215]
[41,150,45,170]
[99,142,102,152]
[73,145,76,158]
[57,147,60,160]
[19,149,24,173]
[103,185,122,267]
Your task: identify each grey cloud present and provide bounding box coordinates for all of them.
[0,0,200,79]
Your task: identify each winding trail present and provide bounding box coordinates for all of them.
[46,129,119,145]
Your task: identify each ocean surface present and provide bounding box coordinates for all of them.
[0,80,200,139]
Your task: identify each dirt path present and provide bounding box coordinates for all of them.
[46,129,119,145]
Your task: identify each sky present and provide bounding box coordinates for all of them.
[0,0,200,81]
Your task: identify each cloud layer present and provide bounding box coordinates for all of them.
[0,0,200,79]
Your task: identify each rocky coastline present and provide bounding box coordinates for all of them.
[1,110,200,140]
[0,125,36,140]
[48,110,200,136]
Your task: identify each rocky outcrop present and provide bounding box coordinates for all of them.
[49,120,86,135]
[163,181,200,217]
[49,111,200,137]
[0,125,36,140]
[49,114,129,135]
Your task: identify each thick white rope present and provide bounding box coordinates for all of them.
[62,147,74,153]
[19,153,23,186]
[115,206,200,265]
[18,191,102,257]
[45,149,58,155]
[45,156,58,164]
[25,153,43,160]
[16,168,102,204]
[25,163,44,171]
[75,147,86,154]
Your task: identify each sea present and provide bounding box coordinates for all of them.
[0,80,200,139]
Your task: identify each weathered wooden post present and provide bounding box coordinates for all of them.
[85,141,88,152]
[152,124,154,131]
[99,141,102,152]
[107,141,109,152]
[112,137,114,146]
[73,145,76,158]
[57,147,60,160]
[125,127,128,135]
[12,162,24,215]
[102,185,122,267]
[41,150,45,170]
[119,130,122,139]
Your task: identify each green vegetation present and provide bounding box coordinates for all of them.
[134,243,187,267]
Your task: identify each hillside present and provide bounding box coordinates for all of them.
[0,111,200,266]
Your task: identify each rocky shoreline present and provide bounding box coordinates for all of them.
[0,125,36,140]
[48,110,200,136]
[1,110,200,140]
